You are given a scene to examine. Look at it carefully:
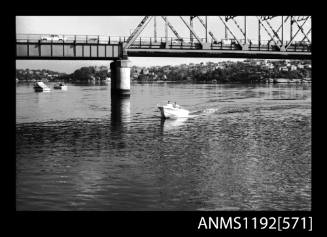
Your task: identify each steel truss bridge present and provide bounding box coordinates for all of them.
[16,16,311,60]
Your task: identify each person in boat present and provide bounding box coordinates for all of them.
[173,102,181,108]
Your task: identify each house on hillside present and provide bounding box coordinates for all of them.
[297,64,304,69]
[279,66,288,72]
[290,65,297,71]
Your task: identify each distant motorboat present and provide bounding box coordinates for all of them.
[54,82,67,90]
[33,81,51,92]
[157,102,189,119]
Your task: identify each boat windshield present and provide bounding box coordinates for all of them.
[165,103,181,109]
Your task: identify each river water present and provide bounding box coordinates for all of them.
[16,81,311,210]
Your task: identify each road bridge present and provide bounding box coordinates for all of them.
[16,16,311,96]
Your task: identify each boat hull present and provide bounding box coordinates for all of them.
[158,106,189,119]
[34,87,51,92]
[34,81,51,92]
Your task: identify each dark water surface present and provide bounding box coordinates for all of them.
[16,82,311,210]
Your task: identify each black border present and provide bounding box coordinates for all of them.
[8,5,317,234]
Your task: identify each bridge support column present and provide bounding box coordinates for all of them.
[110,59,132,97]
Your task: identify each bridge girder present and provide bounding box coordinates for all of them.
[123,16,310,47]
[16,16,311,60]
[225,16,236,21]
[260,16,277,21]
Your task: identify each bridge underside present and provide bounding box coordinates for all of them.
[16,43,121,60]
[16,49,311,60]
[126,49,311,60]
[16,42,311,61]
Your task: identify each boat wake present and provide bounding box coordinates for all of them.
[188,108,219,118]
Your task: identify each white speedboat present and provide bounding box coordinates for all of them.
[157,102,189,119]
[33,81,51,92]
[54,82,67,90]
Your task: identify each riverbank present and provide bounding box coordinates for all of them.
[16,59,311,84]
[266,78,311,83]
[133,78,311,84]
[16,78,312,84]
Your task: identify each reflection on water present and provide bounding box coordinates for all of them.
[160,117,188,132]
[111,96,131,128]
[16,82,311,210]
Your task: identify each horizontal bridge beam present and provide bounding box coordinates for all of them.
[15,56,120,60]
[126,48,311,60]
[16,42,122,58]
[16,41,311,60]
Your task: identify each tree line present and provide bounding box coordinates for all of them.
[16,61,311,83]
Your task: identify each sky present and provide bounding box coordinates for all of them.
[16,16,311,73]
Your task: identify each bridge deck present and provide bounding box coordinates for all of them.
[16,34,311,60]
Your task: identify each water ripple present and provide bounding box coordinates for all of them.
[16,82,311,210]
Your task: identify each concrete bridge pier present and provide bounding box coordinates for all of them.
[110,59,132,97]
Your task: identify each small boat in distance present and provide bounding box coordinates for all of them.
[53,82,68,90]
[157,101,189,119]
[33,81,51,92]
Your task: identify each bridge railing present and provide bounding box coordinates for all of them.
[16,34,127,44]
[127,37,311,52]
[16,34,311,52]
